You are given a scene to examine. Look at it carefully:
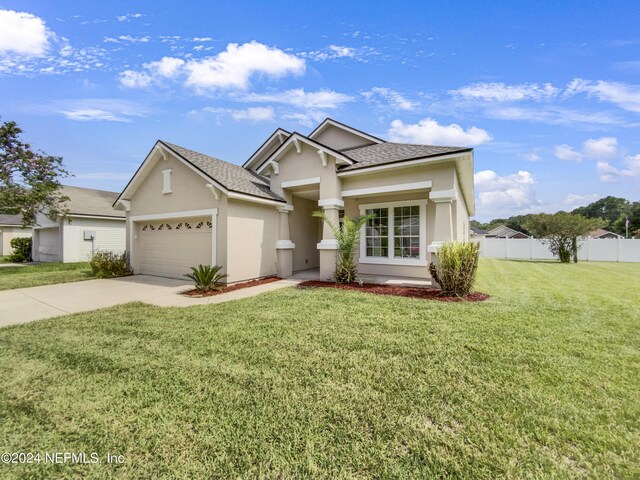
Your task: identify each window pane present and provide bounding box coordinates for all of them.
[365,208,388,257]
[393,205,420,258]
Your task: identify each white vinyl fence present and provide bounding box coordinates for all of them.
[475,237,640,263]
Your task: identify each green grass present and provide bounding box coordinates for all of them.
[0,255,11,264]
[0,259,638,478]
[0,262,93,291]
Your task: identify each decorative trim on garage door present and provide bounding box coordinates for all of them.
[130,208,218,267]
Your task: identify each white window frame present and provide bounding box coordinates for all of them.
[162,169,172,194]
[359,200,428,266]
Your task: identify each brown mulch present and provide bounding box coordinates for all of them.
[183,276,281,297]
[298,280,489,302]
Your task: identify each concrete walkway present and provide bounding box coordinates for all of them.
[0,275,301,327]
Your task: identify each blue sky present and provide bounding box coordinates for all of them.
[1,0,639,221]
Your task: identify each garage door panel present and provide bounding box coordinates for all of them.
[137,217,213,279]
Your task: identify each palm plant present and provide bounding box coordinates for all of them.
[312,210,374,284]
[184,265,228,292]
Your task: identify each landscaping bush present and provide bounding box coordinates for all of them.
[184,265,228,292]
[8,236,32,263]
[312,211,374,284]
[89,251,131,278]
[428,241,480,296]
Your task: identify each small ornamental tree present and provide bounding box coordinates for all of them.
[0,120,70,226]
[312,211,374,284]
[524,212,604,263]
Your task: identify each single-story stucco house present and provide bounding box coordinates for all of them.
[33,186,126,262]
[113,118,474,282]
[0,214,32,256]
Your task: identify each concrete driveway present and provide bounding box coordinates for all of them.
[0,275,299,327]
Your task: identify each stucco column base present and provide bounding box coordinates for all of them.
[319,249,337,281]
[276,249,293,278]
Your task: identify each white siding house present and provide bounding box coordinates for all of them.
[32,186,126,263]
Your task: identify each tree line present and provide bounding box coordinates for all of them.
[472,196,640,238]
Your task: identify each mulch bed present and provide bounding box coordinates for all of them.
[183,276,281,297]
[298,280,489,302]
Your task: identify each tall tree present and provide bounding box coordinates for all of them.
[572,196,630,234]
[0,120,69,226]
[524,212,604,263]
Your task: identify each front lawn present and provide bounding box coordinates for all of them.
[0,259,638,478]
[0,262,93,291]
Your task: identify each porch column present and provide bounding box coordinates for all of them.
[317,199,343,281]
[276,204,294,277]
[427,189,456,254]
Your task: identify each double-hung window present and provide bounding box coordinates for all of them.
[361,201,426,265]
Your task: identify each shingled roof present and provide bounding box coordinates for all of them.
[0,214,26,226]
[61,185,125,218]
[160,141,284,202]
[338,142,471,171]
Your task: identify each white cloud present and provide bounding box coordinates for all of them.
[55,99,147,122]
[230,107,274,121]
[299,44,364,62]
[488,105,626,126]
[281,111,328,127]
[144,56,185,78]
[597,154,640,182]
[120,70,152,88]
[449,82,559,102]
[554,144,584,162]
[519,150,542,162]
[117,13,143,22]
[582,137,618,160]
[562,193,601,208]
[554,137,619,163]
[184,41,305,91]
[0,9,51,56]
[362,87,418,111]
[565,78,640,113]
[240,88,353,109]
[104,35,150,43]
[387,118,492,146]
[474,170,541,215]
[59,109,131,122]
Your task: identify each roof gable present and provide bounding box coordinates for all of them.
[255,133,354,175]
[308,118,384,150]
[242,128,290,171]
[115,141,284,208]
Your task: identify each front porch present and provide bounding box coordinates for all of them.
[291,267,435,288]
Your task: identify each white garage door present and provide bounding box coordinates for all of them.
[137,217,213,279]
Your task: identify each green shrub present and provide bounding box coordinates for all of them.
[9,236,32,262]
[428,241,480,297]
[312,211,374,284]
[184,265,228,292]
[89,251,131,278]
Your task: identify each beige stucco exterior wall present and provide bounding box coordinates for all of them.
[128,152,227,275]
[312,125,374,150]
[269,142,342,200]
[0,226,32,256]
[290,196,321,271]
[341,163,455,193]
[226,199,278,283]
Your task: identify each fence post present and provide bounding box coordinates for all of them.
[617,237,621,262]
[529,237,534,259]
[505,237,509,259]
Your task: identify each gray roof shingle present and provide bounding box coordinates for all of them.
[339,142,471,171]
[0,214,25,226]
[160,141,284,202]
[61,185,125,218]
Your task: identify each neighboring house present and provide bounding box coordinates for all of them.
[586,228,623,239]
[114,118,474,282]
[486,225,530,239]
[470,225,488,241]
[32,186,126,263]
[0,215,32,256]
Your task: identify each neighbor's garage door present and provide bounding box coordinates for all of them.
[137,217,213,278]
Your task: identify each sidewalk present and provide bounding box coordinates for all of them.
[0,275,301,327]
